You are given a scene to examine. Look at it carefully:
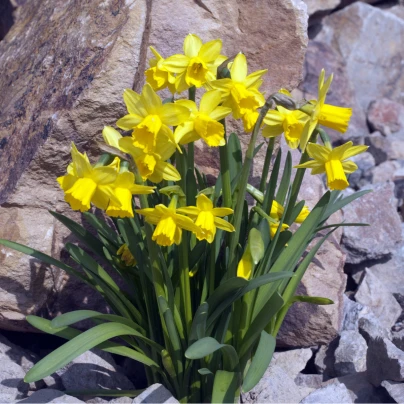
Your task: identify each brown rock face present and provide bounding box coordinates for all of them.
[0,0,308,330]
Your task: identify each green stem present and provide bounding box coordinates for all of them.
[219,121,232,209]
[187,87,196,170]
[179,235,192,337]
[259,138,275,193]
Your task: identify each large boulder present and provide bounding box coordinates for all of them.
[0,0,308,331]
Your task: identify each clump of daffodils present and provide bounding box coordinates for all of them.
[6,33,371,404]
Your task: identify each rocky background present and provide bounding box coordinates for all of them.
[0,0,403,402]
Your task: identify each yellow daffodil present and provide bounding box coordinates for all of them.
[116,84,190,153]
[300,70,352,150]
[209,53,267,132]
[164,34,226,92]
[270,200,310,224]
[174,90,232,147]
[177,194,235,243]
[57,143,119,212]
[106,171,155,218]
[269,221,289,239]
[102,126,181,184]
[295,141,368,190]
[263,106,309,149]
[136,199,200,247]
[117,244,136,267]
[237,249,254,280]
[145,46,176,93]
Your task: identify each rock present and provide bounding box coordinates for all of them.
[303,0,340,17]
[0,0,308,332]
[390,133,404,161]
[372,161,401,184]
[241,363,312,403]
[317,3,404,113]
[346,152,375,189]
[381,380,404,403]
[342,295,370,332]
[394,168,404,200]
[18,389,84,403]
[294,374,323,389]
[272,348,313,379]
[365,132,392,166]
[358,314,392,344]
[298,40,367,143]
[388,5,404,20]
[314,338,339,380]
[366,337,404,386]
[341,182,402,264]
[301,383,353,403]
[132,384,179,403]
[334,330,367,376]
[393,329,404,351]
[355,270,402,330]
[367,98,404,137]
[0,353,29,403]
[54,350,134,391]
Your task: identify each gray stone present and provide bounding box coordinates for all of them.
[314,338,339,380]
[18,389,84,403]
[342,295,370,332]
[393,329,404,351]
[358,315,392,344]
[394,168,404,200]
[303,0,340,17]
[0,353,29,403]
[390,133,404,161]
[381,380,404,403]
[55,350,134,391]
[367,98,404,137]
[355,270,402,330]
[365,132,392,166]
[301,383,353,403]
[132,384,178,403]
[334,330,367,376]
[367,337,404,386]
[372,161,401,184]
[341,182,403,264]
[272,348,313,380]
[347,152,375,189]
[317,3,404,113]
[294,374,323,389]
[242,363,313,403]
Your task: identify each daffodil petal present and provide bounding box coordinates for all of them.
[116,114,143,131]
[164,54,190,73]
[329,141,353,160]
[214,217,235,232]
[102,126,122,149]
[155,161,181,182]
[306,143,331,162]
[231,53,247,82]
[341,145,369,161]
[123,89,146,116]
[176,207,200,217]
[243,69,267,88]
[198,39,222,62]
[141,84,162,114]
[184,34,203,57]
[212,207,234,217]
[159,103,190,126]
[209,106,232,122]
[175,121,198,145]
[342,160,358,174]
[200,90,222,115]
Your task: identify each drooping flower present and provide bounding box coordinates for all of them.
[269,200,310,224]
[116,84,190,153]
[177,194,235,243]
[57,143,119,212]
[209,53,267,132]
[145,47,176,93]
[136,199,200,247]
[117,244,136,267]
[263,106,309,149]
[163,34,226,92]
[269,221,289,239]
[106,171,155,218]
[300,70,352,150]
[174,90,232,147]
[295,141,368,191]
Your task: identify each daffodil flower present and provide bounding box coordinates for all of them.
[295,141,368,191]
[106,171,155,218]
[116,84,190,153]
[174,90,232,147]
[300,69,352,150]
[177,194,235,243]
[270,200,310,224]
[117,244,136,267]
[102,126,181,184]
[269,221,289,239]
[263,106,309,149]
[164,34,226,92]
[57,143,119,212]
[209,53,267,132]
[136,199,200,247]
[145,46,176,93]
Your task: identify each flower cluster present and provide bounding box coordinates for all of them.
[57,33,367,249]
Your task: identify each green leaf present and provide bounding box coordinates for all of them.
[262,147,282,213]
[189,241,207,269]
[248,228,265,265]
[49,211,105,257]
[82,212,122,247]
[186,168,198,205]
[190,302,209,343]
[24,322,159,383]
[228,133,243,183]
[275,151,292,205]
[242,331,275,393]
[291,296,334,305]
[198,368,213,376]
[212,370,240,404]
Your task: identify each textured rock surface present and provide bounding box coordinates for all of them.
[18,389,84,403]
[341,182,402,264]
[271,348,313,379]
[367,98,404,137]
[314,338,339,380]
[365,132,393,165]
[381,380,404,403]
[347,152,375,189]
[301,383,353,403]
[0,353,29,403]
[132,384,179,404]
[0,0,309,331]
[355,270,402,330]
[303,0,340,17]
[317,3,404,112]
[342,295,370,332]
[358,315,392,344]
[334,330,367,376]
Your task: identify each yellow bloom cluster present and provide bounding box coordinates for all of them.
[56,33,368,250]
